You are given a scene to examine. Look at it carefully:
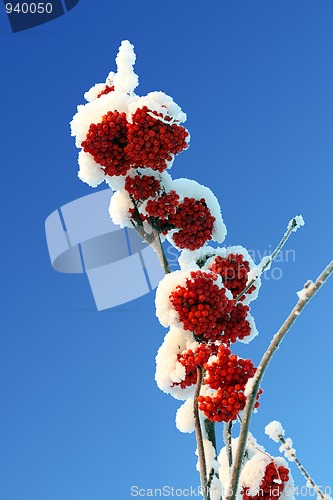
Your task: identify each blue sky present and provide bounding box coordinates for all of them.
[1,1,332,499]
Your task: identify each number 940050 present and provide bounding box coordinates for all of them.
[6,3,53,14]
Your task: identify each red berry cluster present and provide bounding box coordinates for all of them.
[126,106,189,171]
[125,175,161,200]
[81,111,129,176]
[243,462,290,500]
[222,303,252,344]
[197,345,262,422]
[170,271,252,343]
[170,198,215,250]
[209,254,256,300]
[204,346,256,390]
[145,190,180,220]
[97,85,115,98]
[82,106,188,177]
[173,344,215,389]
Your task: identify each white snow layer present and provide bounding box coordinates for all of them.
[239,313,259,344]
[108,189,133,227]
[113,40,139,94]
[128,91,187,124]
[155,270,191,328]
[155,326,198,400]
[77,150,106,187]
[265,420,285,442]
[175,398,195,433]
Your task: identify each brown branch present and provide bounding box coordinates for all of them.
[227,260,333,500]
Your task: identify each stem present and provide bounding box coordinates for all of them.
[150,230,171,274]
[223,421,233,469]
[278,435,327,500]
[133,224,171,274]
[205,418,220,496]
[194,366,208,499]
[235,217,302,302]
[227,260,333,500]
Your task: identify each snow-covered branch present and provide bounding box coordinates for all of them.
[227,259,333,500]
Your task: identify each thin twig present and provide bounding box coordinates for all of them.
[227,260,333,500]
[235,217,302,302]
[278,435,327,500]
[194,366,208,499]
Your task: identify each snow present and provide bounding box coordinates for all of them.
[239,313,259,344]
[296,288,308,300]
[178,246,216,271]
[71,91,135,148]
[155,270,191,328]
[288,215,305,232]
[113,40,139,94]
[244,375,257,398]
[241,452,271,496]
[265,420,285,442]
[176,398,195,433]
[77,150,106,187]
[155,326,198,400]
[296,283,313,301]
[128,91,187,124]
[279,437,296,462]
[108,189,133,227]
[84,82,108,102]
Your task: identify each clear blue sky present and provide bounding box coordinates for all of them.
[1,1,332,499]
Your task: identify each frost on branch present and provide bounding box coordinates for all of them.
[265,421,285,443]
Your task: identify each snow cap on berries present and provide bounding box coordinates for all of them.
[155,326,199,400]
[175,398,195,433]
[113,40,139,94]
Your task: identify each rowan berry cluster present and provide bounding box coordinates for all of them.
[208,253,256,301]
[126,106,189,171]
[169,270,252,343]
[81,106,188,179]
[81,111,129,176]
[170,198,215,250]
[173,344,215,389]
[196,345,262,422]
[125,175,161,201]
[242,462,290,500]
